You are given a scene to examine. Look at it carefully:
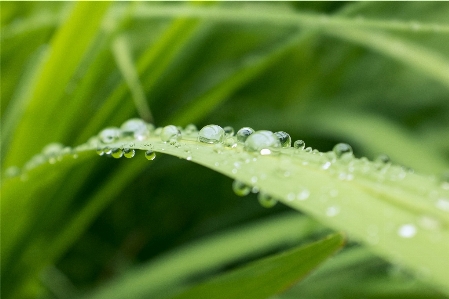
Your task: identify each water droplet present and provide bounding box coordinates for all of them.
[236,127,255,143]
[103,147,112,155]
[375,154,391,166]
[154,127,162,136]
[304,147,312,153]
[120,118,148,138]
[98,127,120,144]
[145,150,156,161]
[223,126,235,137]
[244,130,281,152]
[258,192,277,208]
[232,180,251,196]
[293,140,305,150]
[96,147,104,156]
[297,189,310,200]
[198,124,225,144]
[123,148,135,158]
[184,124,198,135]
[42,143,64,155]
[333,143,353,158]
[111,148,123,159]
[160,125,181,142]
[398,224,417,238]
[274,131,291,148]
[224,137,237,148]
[326,206,340,217]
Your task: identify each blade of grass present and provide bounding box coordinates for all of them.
[4,2,111,167]
[171,233,344,299]
[80,214,327,299]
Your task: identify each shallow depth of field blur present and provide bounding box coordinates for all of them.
[1,2,449,299]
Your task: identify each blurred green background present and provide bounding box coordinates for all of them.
[1,2,449,299]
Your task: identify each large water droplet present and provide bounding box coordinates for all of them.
[244,130,281,152]
[398,224,417,238]
[293,140,305,150]
[145,150,156,161]
[274,131,291,148]
[232,180,251,196]
[120,118,150,140]
[99,127,120,144]
[111,148,123,159]
[123,148,135,158]
[160,125,181,142]
[198,125,225,144]
[258,192,277,208]
[236,127,255,143]
[223,126,235,137]
[42,143,64,155]
[184,124,198,135]
[333,143,353,158]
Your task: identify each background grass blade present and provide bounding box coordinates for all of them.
[171,233,344,299]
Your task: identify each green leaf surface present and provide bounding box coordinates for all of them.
[172,233,344,299]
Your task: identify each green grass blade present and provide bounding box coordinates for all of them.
[171,233,344,299]
[80,213,327,299]
[4,2,111,167]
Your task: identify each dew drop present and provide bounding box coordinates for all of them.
[123,148,135,158]
[224,137,237,148]
[297,189,310,200]
[223,126,235,137]
[232,180,251,196]
[398,224,417,238]
[333,143,353,158]
[198,124,225,144]
[98,127,120,144]
[154,127,162,136]
[111,148,123,159]
[96,147,104,156]
[160,125,182,142]
[145,150,156,161]
[293,140,305,150]
[184,124,198,135]
[304,147,312,153]
[326,206,340,217]
[42,143,64,155]
[120,118,149,139]
[258,192,277,208]
[244,130,281,152]
[103,147,112,155]
[375,154,391,164]
[236,127,255,143]
[274,131,291,148]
